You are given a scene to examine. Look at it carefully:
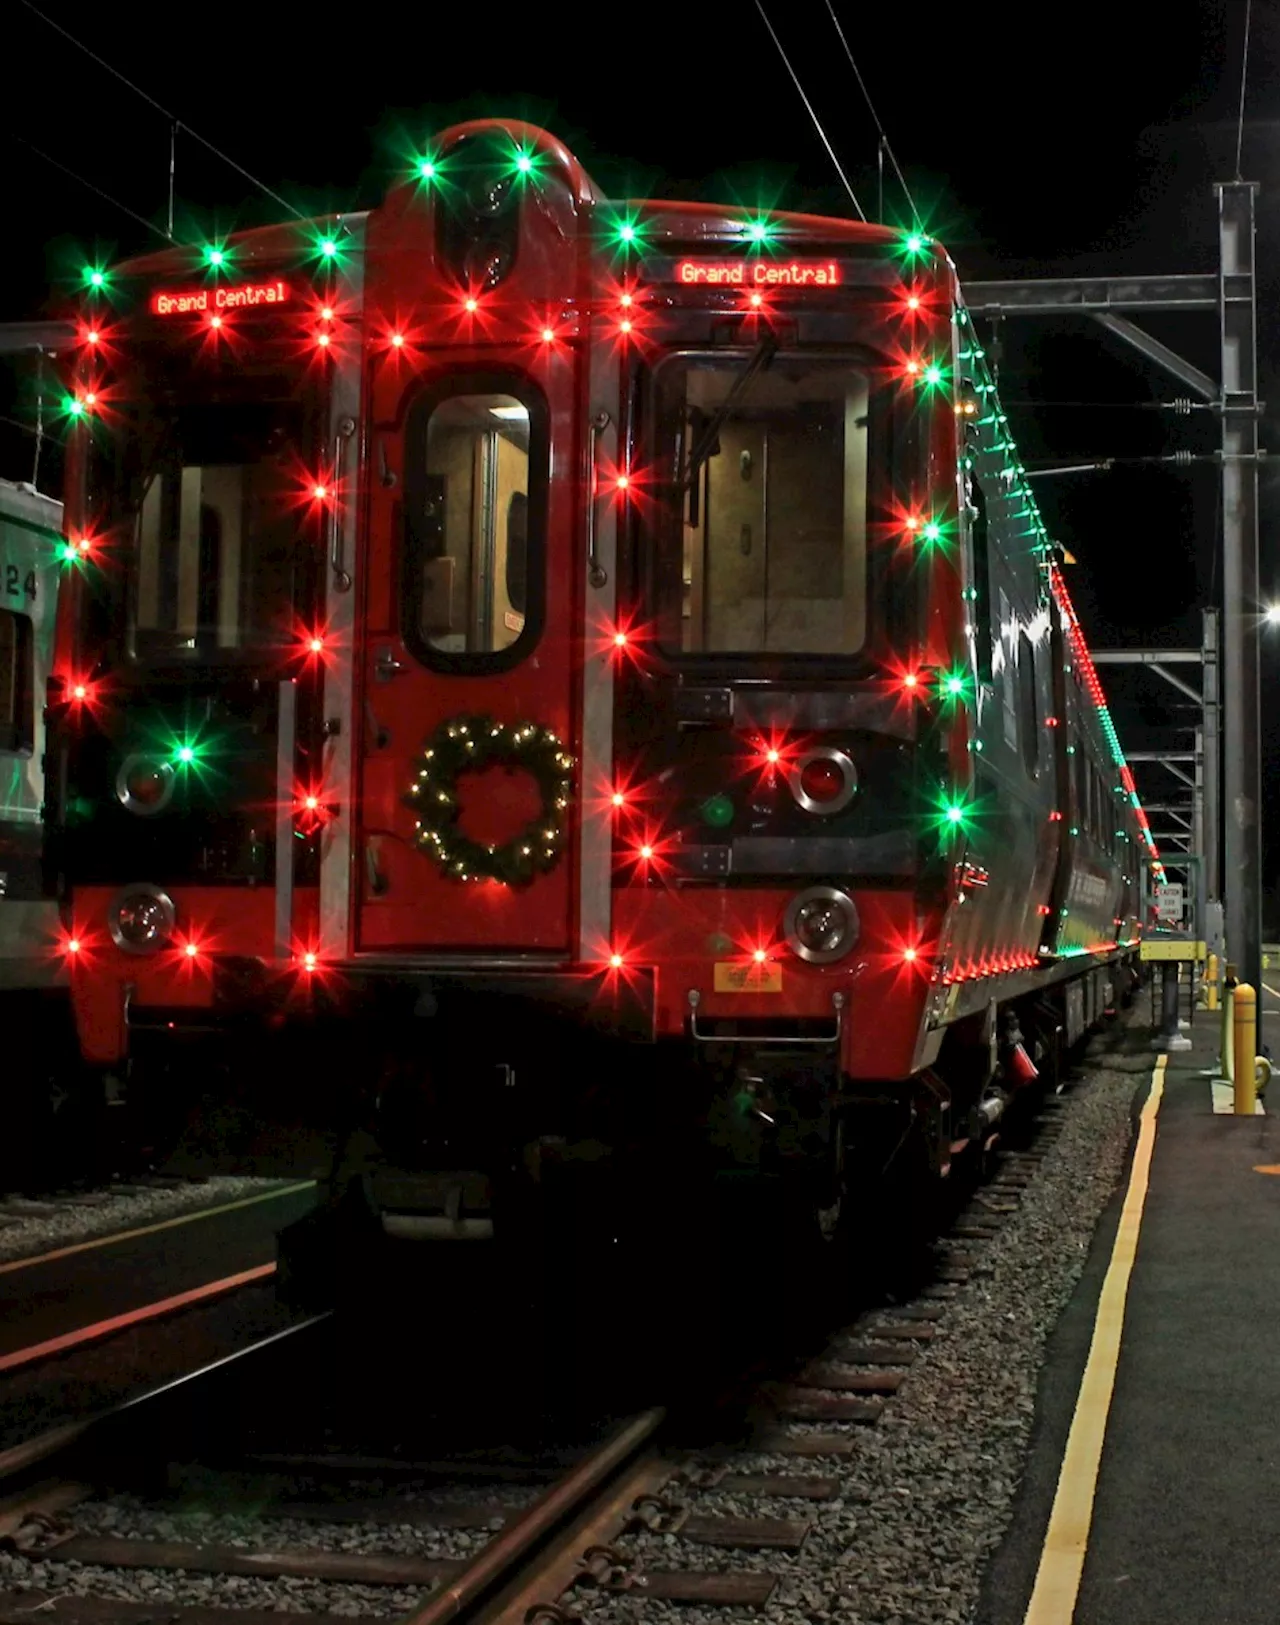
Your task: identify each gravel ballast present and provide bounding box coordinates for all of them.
[0,1177,311,1266]
[590,1025,1153,1625]
[0,1023,1154,1623]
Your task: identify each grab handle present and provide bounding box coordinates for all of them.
[586,409,611,589]
[328,416,357,592]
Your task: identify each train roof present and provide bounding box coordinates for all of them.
[0,477,62,532]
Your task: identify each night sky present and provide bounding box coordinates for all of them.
[3,0,1273,898]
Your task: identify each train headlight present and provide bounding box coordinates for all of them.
[784,886,859,965]
[787,748,857,815]
[116,753,176,816]
[108,884,176,955]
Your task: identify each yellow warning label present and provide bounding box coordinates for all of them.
[713,961,783,994]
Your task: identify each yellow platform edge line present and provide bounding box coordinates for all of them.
[1022,1055,1167,1625]
[0,1180,316,1277]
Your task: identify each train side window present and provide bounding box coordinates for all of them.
[966,471,993,683]
[402,379,547,672]
[0,609,33,754]
[1018,631,1038,775]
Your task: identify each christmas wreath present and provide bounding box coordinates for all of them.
[406,714,575,885]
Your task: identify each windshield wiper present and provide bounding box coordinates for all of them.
[677,334,778,493]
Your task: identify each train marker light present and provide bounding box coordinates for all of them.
[609,952,625,969]
[419,159,436,180]
[183,941,199,958]
[312,483,328,501]
[541,326,555,343]
[84,266,107,290]
[67,938,81,955]
[699,792,734,828]
[391,332,405,348]
[752,947,769,963]
[611,790,626,808]
[464,296,479,314]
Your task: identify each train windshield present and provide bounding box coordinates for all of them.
[647,351,870,656]
[95,390,314,663]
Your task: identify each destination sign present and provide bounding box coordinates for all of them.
[673,260,844,287]
[151,281,294,316]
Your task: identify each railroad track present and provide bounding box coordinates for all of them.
[0,1064,1096,1623]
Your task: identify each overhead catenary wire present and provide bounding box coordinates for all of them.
[8,131,173,244]
[753,0,867,222]
[17,0,305,223]
[1235,0,1252,181]
[822,0,920,229]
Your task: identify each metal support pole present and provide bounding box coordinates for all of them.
[1202,610,1220,898]
[1216,181,1261,1000]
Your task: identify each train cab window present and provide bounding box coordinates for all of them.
[124,401,308,661]
[647,352,870,656]
[402,382,546,670]
[0,609,33,754]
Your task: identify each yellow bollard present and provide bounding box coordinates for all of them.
[1221,979,1235,1083]
[1233,983,1258,1115]
[1205,952,1219,1012]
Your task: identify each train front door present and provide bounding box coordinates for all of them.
[353,370,579,957]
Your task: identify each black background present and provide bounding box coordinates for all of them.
[3,0,1273,907]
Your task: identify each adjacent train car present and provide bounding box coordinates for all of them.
[0,477,63,986]
[47,121,1156,1260]
[0,477,74,1189]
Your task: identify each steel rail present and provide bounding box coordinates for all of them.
[0,1314,331,1482]
[402,1407,666,1625]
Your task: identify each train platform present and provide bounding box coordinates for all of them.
[979,991,1280,1625]
[0,1181,316,1375]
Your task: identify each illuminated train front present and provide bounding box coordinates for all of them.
[48,121,1153,1260]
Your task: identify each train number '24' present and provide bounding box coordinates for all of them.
[3,565,36,602]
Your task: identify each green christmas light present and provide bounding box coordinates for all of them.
[83,265,109,293]
[509,145,543,182]
[607,211,647,255]
[62,396,85,420]
[930,789,975,842]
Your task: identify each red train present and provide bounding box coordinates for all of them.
[48,120,1156,1255]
